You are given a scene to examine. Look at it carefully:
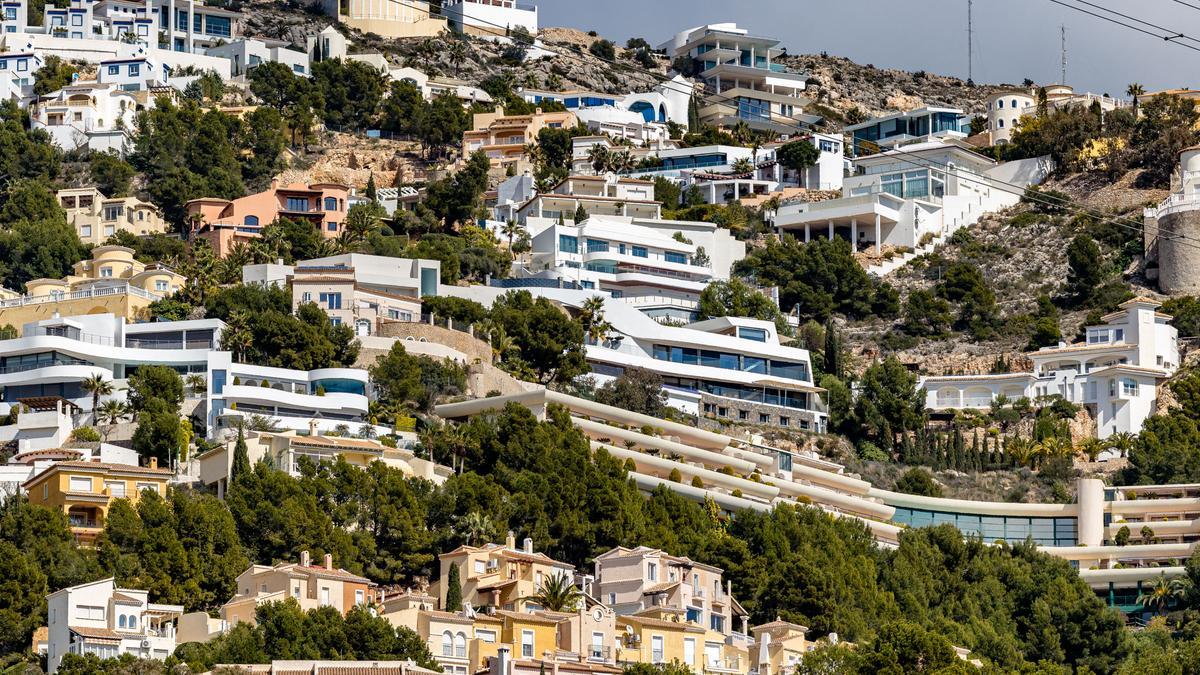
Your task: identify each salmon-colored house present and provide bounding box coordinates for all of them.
[186,181,351,257]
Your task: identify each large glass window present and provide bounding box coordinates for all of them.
[631,246,648,258]
[285,197,309,212]
[204,14,231,36]
[323,196,338,211]
[665,251,687,264]
[586,238,608,253]
[890,507,1078,547]
[558,234,578,254]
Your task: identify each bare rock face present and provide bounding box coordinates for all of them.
[884,94,924,111]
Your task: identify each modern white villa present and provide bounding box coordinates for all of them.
[514,176,745,322]
[31,82,143,153]
[0,313,374,439]
[441,0,537,37]
[658,22,821,133]
[441,285,827,432]
[845,106,971,157]
[920,297,1179,438]
[520,74,693,130]
[774,140,1053,274]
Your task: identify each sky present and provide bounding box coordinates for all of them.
[536,0,1200,95]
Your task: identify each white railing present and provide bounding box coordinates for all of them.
[1146,192,1200,219]
[619,296,700,309]
[0,283,162,309]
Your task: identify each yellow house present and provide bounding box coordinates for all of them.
[1,246,185,332]
[21,459,171,545]
[750,618,809,675]
[496,610,561,662]
[58,187,171,246]
[614,608,706,671]
[462,107,579,172]
[436,533,576,613]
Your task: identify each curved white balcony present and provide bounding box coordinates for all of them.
[219,384,368,417]
[0,362,113,388]
[0,335,211,369]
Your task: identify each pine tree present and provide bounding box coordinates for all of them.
[366,173,378,202]
[574,204,588,223]
[231,426,250,482]
[445,562,463,612]
[824,318,841,379]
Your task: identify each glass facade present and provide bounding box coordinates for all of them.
[653,344,809,382]
[312,378,366,395]
[665,251,687,264]
[586,238,608,253]
[890,507,1078,547]
[559,235,578,254]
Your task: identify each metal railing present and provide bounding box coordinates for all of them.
[0,357,92,375]
[0,284,161,309]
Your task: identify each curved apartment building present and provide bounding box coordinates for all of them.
[437,390,1196,612]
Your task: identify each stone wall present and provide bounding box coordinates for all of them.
[375,320,493,365]
[1157,210,1200,295]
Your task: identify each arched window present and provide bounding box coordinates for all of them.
[128,614,136,629]
[244,215,259,227]
[442,631,453,657]
[455,632,467,657]
[998,119,1004,128]
[324,197,338,211]
[118,615,127,628]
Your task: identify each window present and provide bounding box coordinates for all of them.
[80,225,92,238]
[285,197,309,212]
[69,476,92,493]
[320,587,330,606]
[327,221,337,232]
[128,614,137,629]
[559,234,579,254]
[293,64,305,74]
[738,410,748,420]
[442,631,454,657]
[779,416,789,427]
[100,267,113,278]
[739,327,767,342]
[324,197,338,211]
[137,482,159,494]
[586,238,609,253]
[118,615,127,629]
[108,65,119,75]
[355,589,365,605]
[319,292,342,310]
[998,119,1004,128]
[632,246,648,258]
[105,480,126,498]
[71,13,81,25]
[154,280,168,292]
[664,251,687,264]
[647,562,657,581]
[243,215,259,227]
[608,592,616,605]
[77,605,105,621]
[1114,328,1125,342]
[128,63,139,76]
[474,559,486,573]
[591,632,605,659]
[454,632,467,657]
[477,630,496,643]
[683,638,696,666]
[521,629,535,658]
[651,635,664,663]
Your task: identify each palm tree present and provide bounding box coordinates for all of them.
[221,311,254,362]
[343,206,382,246]
[524,572,582,612]
[1127,82,1145,116]
[185,374,206,397]
[1032,436,1072,467]
[587,145,610,174]
[1076,437,1104,463]
[358,423,378,440]
[460,512,494,546]
[501,219,522,249]
[333,423,351,437]
[81,374,113,414]
[730,158,754,175]
[579,296,610,344]
[1105,431,1136,458]
[730,120,752,145]
[609,150,635,174]
[96,399,130,441]
[448,39,469,76]
[1006,437,1032,467]
[750,139,762,166]
[490,329,518,364]
[1137,574,1190,616]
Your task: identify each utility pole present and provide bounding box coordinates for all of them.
[967,0,974,83]
[1061,25,1067,84]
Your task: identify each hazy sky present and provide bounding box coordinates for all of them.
[537,0,1200,95]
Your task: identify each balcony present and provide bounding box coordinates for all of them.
[587,645,612,662]
[0,283,161,309]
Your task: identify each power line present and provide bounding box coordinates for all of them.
[1059,0,1200,45]
[1169,0,1200,12]
[371,0,1200,252]
[1045,0,1200,50]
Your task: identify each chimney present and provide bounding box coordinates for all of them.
[506,530,515,550]
[149,457,158,470]
[324,553,334,570]
[300,550,311,567]
[523,537,533,554]
[308,419,319,436]
[496,646,511,675]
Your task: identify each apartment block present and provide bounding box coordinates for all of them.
[58,188,171,245]
[320,0,446,39]
[44,577,182,673]
[594,546,741,637]
[243,253,442,337]
[23,458,171,545]
[187,181,352,258]
[922,297,1178,439]
[178,551,377,644]
[437,533,576,614]
[463,106,578,172]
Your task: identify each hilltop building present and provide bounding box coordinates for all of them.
[1144,145,1200,294]
[58,187,171,245]
[186,181,351,258]
[986,85,1127,145]
[23,458,171,545]
[44,577,182,673]
[463,106,578,173]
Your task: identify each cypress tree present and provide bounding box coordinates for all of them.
[574,204,588,223]
[366,173,378,202]
[231,426,250,482]
[952,427,965,470]
[445,563,463,612]
[824,318,841,379]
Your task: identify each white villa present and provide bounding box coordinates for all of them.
[774,140,1052,274]
[45,577,182,673]
[921,297,1179,439]
[31,82,143,153]
[441,0,537,37]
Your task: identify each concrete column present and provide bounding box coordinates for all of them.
[850,219,857,250]
[827,220,833,240]
[804,224,810,242]
[874,214,881,254]
[1077,477,1106,566]
[710,183,717,203]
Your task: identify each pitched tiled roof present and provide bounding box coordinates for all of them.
[493,609,562,625]
[70,626,123,641]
